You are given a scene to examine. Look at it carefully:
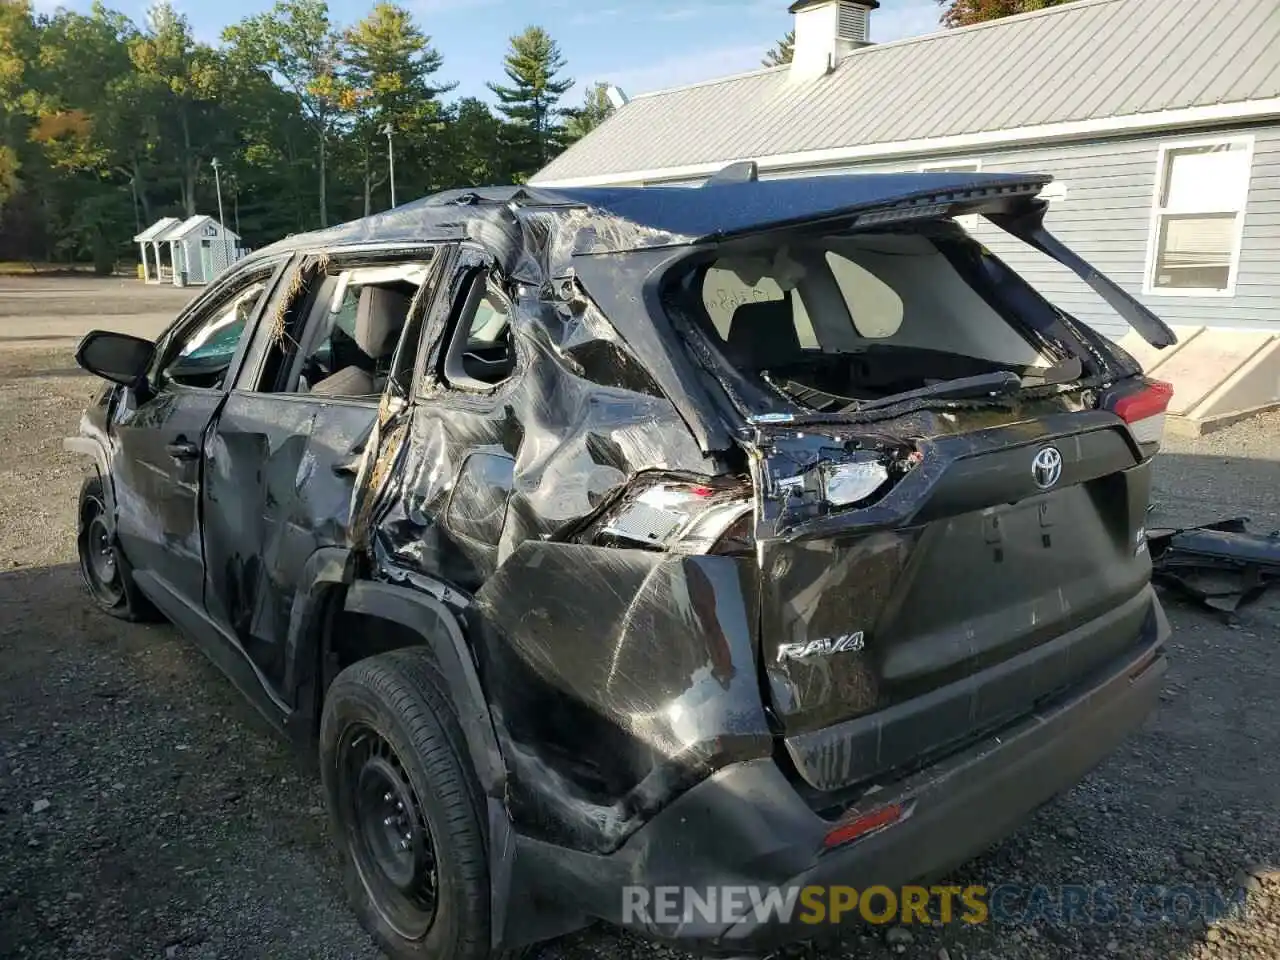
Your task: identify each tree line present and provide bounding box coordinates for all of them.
[1,0,1079,271]
[0,0,614,270]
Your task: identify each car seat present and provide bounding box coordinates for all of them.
[310,287,410,396]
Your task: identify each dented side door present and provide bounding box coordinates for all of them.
[202,250,432,696]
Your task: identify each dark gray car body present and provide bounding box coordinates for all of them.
[67,174,1172,954]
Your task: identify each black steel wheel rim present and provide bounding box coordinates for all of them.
[80,495,123,605]
[338,722,439,940]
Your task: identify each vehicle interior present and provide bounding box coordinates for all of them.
[281,265,517,398]
[671,226,1070,412]
[163,280,269,389]
[436,273,517,392]
[298,278,417,398]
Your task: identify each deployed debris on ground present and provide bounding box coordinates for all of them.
[1150,517,1280,613]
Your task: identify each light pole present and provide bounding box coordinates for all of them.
[211,157,230,268]
[381,122,397,209]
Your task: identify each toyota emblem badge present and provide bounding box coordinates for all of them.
[1033,446,1064,490]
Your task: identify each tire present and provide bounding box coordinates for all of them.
[76,475,161,622]
[321,649,496,960]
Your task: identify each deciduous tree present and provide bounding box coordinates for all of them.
[937,0,1077,28]
[224,0,349,226]
[131,2,228,217]
[0,0,37,211]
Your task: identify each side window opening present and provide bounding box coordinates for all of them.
[162,278,268,390]
[261,260,430,399]
[442,274,516,391]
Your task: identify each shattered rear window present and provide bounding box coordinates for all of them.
[671,226,1067,412]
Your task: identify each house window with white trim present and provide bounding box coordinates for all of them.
[1146,138,1253,296]
[919,159,982,230]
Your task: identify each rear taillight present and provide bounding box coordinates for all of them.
[1111,379,1173,447]
[823,802,909,850]
[582,479,754,555]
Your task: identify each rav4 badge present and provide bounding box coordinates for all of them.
[777,632,866,663]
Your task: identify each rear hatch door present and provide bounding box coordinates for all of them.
[655,187,1173,793]
[751,409,1155,792]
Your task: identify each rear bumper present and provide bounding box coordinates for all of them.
[504,589,1169,955]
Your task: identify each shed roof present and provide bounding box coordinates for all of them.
[133,217,181,243]
[534,0,1280,186]
[165,215,238,242]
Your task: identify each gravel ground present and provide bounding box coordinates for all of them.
[1,280,1278,960]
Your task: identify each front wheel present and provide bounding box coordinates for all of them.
[76,475,159,621]
[321,650,495,960]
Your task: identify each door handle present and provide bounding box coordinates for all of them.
[165,441,200,462]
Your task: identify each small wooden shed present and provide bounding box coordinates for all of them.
[134,215,246,286]
[134,217,181,284]
[163,215,245,286]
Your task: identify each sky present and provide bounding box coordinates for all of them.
[32,0,947,103]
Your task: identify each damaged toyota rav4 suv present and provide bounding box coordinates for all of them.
[68,170,1174,959]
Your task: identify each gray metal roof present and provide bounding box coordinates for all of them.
[534,0,1280,184]
[166,215,216,241]
[133,217,181,243]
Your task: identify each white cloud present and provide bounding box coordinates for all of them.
[589,42,771,97]
[568,6,625,27]
[410,0,505,15]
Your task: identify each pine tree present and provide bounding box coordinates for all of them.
[763,29,795,67]
[343,3,453,213]
[487,26,573,175]
[564,81,614,144]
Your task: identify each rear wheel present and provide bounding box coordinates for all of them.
[321,650,495,960]
[76,475,159,621]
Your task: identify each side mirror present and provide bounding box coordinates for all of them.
[74,330,156,387]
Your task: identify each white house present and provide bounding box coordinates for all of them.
[134,214,246,287]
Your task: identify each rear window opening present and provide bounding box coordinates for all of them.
[671,224,1083,414]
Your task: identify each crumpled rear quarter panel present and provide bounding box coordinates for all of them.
[371,283,770,853]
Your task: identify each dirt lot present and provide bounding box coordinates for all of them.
[1,277,1278,960]
[0,275,192,344]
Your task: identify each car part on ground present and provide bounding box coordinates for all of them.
[1150,517,1280,613]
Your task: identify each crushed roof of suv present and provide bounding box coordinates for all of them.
[259,171,1054,262]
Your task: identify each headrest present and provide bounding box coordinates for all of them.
[726,299,802,367]
[355,286,411,359]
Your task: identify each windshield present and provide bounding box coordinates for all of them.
[670,225,1073,412]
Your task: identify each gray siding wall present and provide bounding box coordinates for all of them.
[718,122,1280,341]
